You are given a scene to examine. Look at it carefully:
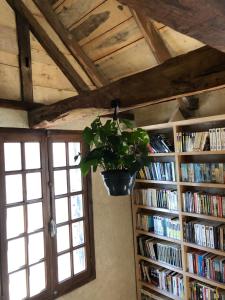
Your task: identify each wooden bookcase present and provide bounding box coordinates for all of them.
[132,114,225,300]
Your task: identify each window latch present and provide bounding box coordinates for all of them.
[49,219,56,238]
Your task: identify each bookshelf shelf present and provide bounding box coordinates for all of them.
[178,150,225,156]
[183,242,225,257]
[179,181,225,188]
[135,205,179,215]
[132,114,225,300]
[149,152,175,157]
[185,272,225,290]
[136,229,182,244]
[140,281,183,300]
[137,255,184,274]
[136,179,177,185]
[181,211,225,222]
[141,288,171,300]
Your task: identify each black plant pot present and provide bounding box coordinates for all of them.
[101,170,136,196]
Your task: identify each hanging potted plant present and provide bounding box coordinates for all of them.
[75,116,151,196]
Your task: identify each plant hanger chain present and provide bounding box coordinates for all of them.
[111,99,121,121]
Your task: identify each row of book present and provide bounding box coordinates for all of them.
[136,213,181,240]
[181,163,225,183]
[190,281,225,300]
[133,188,178,211]
[137,162,176,182]
[183,220,225,250]
[140,261,184,298]
[182,191,225,217]
[148,134,174,153]
[138,236,182,268]
[176,132,209,152]
[187,250,225,283]
[176,128,225,152]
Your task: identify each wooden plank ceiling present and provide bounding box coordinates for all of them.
[0,0,220,128]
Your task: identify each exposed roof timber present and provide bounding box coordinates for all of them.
[131,9,171,63]
[0,99,44,111]
[6,0,90,93]
[29,46,225,127]
[15,12,33,102]
[34,0,108,88]
[119,0,225,52]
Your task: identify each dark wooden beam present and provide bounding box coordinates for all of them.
[131,10,171,63]
[118,0,225,53]
[0,99,44,111]
[29,46,225,128]
[34,0,107,88]
[100,112,134,120]
[7,0,90,93]
[16,12,33,103]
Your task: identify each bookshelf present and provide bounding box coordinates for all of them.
[132,114,225,300]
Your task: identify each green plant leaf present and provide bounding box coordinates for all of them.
[120,118,134,129]
[83,127,94,146]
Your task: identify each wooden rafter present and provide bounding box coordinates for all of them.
[34,0,108,88]
[0,99,44,111]
[118,0,225,53]
[7,0,90,93]
[131,9,171,63]
[29,46,225,127]
[131,8,198,118]
[15,11,33,102]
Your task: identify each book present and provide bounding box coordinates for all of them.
[137,213,181,240]
[183,220,225,250]
[140,261,184,298]
[182,191,225,217]
[133,188,178,211]
[181,163,225,184]
[186,250,224,280]
[190,280,225,300]
[176,127,225,152]
[138,236,182,268]
[137,162,176,182]
[176,131,209,152]
[148,134,174,153]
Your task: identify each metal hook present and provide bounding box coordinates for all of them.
[111,99,121,121]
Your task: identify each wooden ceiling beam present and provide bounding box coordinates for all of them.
[0,99,44,111]
[29,46,225,128]
[118,0,225,53]
[15,11,33,103]
[34,0,108,88]
[131,9,171,63]
[6,0,90,93]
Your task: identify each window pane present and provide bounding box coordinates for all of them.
[71,194,83,219]
[4,143,21,171]
[5,174,23,204]
[9,269,27,300]
[72,221,84,247]
[55,197,68,224]
[73,247,86,275]
[58,253,71,282]
[54,170,67,196]
[57,225,70,253]
[25,143,41,170]
[69,142,80,166]
[29,232,44,265]
[27,202,43,233]
[7,206,24,239]
[70,169,82,192]
[29,262,46,297]
[53,143,66,167]
[26,172,42,200]
[8,237,25,273]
